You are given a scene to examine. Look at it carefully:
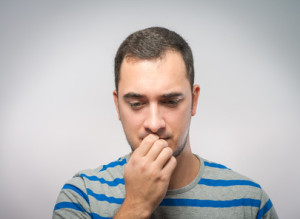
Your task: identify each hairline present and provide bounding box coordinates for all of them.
[117,49,192,95]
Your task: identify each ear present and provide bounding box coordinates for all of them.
[113,90,121,120]
[191,84,200,116]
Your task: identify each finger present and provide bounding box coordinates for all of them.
[135,134,159,156]
[155,147,173,169]
[146,139,168,161]
[161,156,177,179]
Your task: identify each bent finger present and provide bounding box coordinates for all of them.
[161,156,177,179]
[135,134,159,156]
[146,139,168,161]
[155,147,173,168]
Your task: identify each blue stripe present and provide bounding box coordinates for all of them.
[54,202,112,219]
[100,158,127,172]
[257,199,273,219]
[160,198,261,208]
[87,188,124,204]
[204,161,230,169]
[90,213,112,219]
[62,184,89,204]
[80,174,125,186]
[54,201,86,212]
[199,178,261,188]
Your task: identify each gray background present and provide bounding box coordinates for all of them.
[1,0,299,218]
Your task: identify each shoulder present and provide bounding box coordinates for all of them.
[199,158,263,199]
[64,155,128,197]
[75,155,128,184]
[198,157,278,218]
[53,155,129,218]
[201,158,260,184]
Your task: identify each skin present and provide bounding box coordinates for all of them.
[113,50,200,218]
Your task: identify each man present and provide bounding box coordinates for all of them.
[53,27,278,218]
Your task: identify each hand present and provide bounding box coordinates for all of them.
[114,134,177,219]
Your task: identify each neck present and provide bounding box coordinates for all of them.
[168,138,200,190]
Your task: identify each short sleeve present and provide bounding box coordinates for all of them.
[256,189,278,219]
[53,177,91,219]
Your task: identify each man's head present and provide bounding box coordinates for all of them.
[114,27,194,92]
[113,27,200,157]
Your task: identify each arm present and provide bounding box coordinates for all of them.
[53,179,91,219]
[114,134,177,219]
[257,189,278,219]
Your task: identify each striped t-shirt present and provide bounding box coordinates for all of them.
[53,154,278,218]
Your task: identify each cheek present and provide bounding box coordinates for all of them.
[172,100,192,119]
[165,107,191,131]
[120,109,143,132]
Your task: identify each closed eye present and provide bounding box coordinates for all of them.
[129,101,145,110]
[161,99,181,107]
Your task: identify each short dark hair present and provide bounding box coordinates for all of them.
[114,27,194,92]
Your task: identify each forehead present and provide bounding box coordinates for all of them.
[118,51,190,96]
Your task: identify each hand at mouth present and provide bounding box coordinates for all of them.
[140,133,171,141]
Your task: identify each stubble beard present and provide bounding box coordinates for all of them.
[172,134,188,157]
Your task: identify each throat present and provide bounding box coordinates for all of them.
[168,153,200,190]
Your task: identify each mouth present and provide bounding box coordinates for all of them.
[139,134,172,141]
[160,137,171,141]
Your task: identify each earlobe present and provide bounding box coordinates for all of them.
[191,84,200,116]
[113,90,121,120]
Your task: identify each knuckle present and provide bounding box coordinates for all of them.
[152,142,163,151]
[130,155,138,165]
[149,167,159,178]
[165,147,173,155]
[157,139,167,146]
[140,159,148,172]
[142,138,151,146]
[160,174,168,182]
[161,147,172,158]
[143,134,157,145]
[153,139,167,150]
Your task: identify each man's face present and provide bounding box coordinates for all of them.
[113,51,200,157]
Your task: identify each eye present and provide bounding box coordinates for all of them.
[162,99,180,107]
[129,101,145,110]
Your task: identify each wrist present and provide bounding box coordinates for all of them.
[114,197,152,219]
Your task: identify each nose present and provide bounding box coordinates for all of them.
[143,103,166,134]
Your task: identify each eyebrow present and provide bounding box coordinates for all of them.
[123,92,145,99]
[161,92,184,98]
[123,92,184,99]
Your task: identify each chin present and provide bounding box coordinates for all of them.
[173,137,188,157]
